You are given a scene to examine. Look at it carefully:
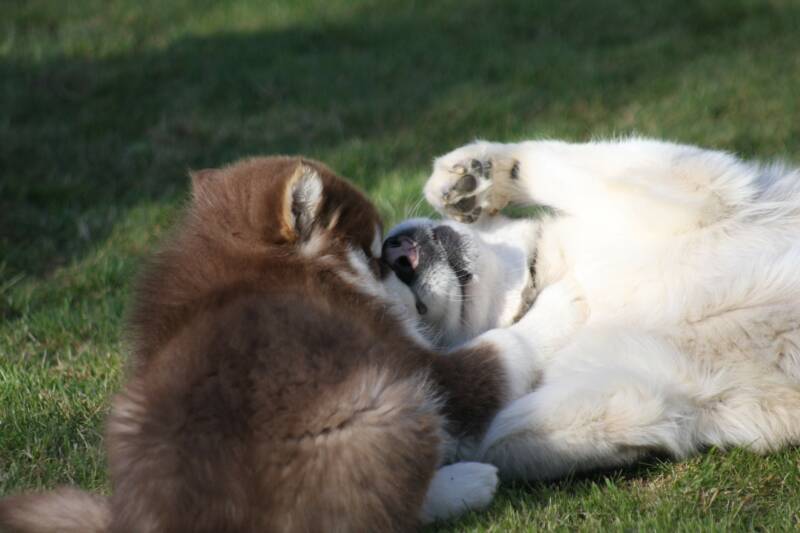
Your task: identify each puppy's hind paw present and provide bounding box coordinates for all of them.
[420,462,499,523]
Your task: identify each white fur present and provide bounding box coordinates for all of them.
[289,165,324,232]
[422,137,800,480]
[460,279,589,401]
[419,462,499,523]
[371,223,383,258]
[385,216,560,349]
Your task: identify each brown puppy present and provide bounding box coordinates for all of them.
[0,157,563,532]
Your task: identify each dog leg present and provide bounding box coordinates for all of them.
[426,138,749,233]
[460,278,588,401]
[480,372,699,480]
[478,330,703,480]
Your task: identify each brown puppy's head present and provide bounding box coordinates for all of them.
[188,156,385,270]
[129,156,413,366]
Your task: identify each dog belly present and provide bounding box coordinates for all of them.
[668,304,800,379]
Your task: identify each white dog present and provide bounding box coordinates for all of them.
[384,137,800,480]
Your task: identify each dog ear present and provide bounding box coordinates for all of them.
[188,168,221,205]
[189,168,218,187]
[281,163,324,241]
[190,168,217,184]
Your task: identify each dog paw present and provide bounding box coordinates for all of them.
[425,145,519,223]
[420,462,499,523]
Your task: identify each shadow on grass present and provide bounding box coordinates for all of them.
[2,0,798,278]
[508,453,673,493]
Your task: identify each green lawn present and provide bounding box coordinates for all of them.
[2,0,800,530]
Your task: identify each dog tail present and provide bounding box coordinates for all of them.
[0,486,110,533]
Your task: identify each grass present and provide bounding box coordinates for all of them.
[2,0,800,529]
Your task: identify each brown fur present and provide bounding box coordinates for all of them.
[0,156,509,533]
[0,488,110,533]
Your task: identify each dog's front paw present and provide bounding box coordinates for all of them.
[420,462,499,523]
[425,144,519,223]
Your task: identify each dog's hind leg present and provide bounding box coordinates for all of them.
[695,366,800,454]
[478,332,704,480]
[479,371,700,480]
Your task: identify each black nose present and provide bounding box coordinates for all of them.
[382,235,418,284]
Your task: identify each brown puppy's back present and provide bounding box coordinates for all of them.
[109,286,441,533]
